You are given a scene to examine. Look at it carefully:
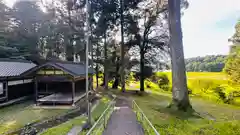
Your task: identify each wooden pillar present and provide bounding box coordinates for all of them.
[46,83,48,93]
[72,80,75,105]
[6,82,8,101]
[34,77,38,104]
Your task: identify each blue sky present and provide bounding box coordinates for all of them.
[182,0,240,58]
[4,0,240,58]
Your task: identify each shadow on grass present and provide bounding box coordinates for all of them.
[128,91,203,120]
[152,105,202,120]
[102,89,205,120]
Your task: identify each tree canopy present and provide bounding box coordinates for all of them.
[224,20,240,84]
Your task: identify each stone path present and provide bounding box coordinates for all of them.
[102,97,144,135]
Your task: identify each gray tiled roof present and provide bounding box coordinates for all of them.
[0,60,36,77]
[55,62,94,76]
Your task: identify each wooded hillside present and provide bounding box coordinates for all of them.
[185,55,226,72]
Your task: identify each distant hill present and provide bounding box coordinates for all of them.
[185,55,227,72]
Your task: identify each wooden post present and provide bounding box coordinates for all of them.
[72,80,75,105]
[46,83,48,93]
[34,77,38,104]
[6,82,8,101]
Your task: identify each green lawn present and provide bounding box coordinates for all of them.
[0,101,69,134]
[130,92,240,135]
[40,116,87,135]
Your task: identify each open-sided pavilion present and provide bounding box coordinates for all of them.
[23,61,94,106]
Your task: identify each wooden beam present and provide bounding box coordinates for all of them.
[72,80,75,105]
[74,77,85,81]
[35,77,38,104]
[6,82,8,101]
[46,83,48,93]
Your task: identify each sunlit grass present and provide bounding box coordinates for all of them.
[125,91,240,135]
[0,101,69,134]
[40,116,87,135]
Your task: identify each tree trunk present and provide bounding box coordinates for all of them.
[96,41,99,88]
[112,77,119,89]
[104,31,108,90]
[120,0,125,92]
[66,38,74,61]
[112,58,120,89]
[168,0,192,111]
[140,47,145,91]
[100,76,105,86]
[96,64,99,87]
[66,6,74,62]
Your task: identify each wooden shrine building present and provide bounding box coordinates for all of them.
[0,59,36,105]
[23,61,93,106]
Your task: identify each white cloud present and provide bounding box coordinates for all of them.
[182,0,240,58]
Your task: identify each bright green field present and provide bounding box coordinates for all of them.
[160,72,227,81]
[127,72,239,105]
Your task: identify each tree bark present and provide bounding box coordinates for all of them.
[104,31,108,90]
[96,41,99,88]
[66,6,74,61]
[96,64,99,87]
[168,0,192,111]
[140,47,145,91]
[112,58,120,89]
[120,0,125,92]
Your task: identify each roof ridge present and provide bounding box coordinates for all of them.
[0,58,35,64]
[53,60,85,65]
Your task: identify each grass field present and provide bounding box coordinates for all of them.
[126,72,240,105]
[163,72,227,80]
[94,72,240,104]
[133,92,240,135]
[0,101,69,134]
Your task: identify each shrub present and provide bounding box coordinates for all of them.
[150,73,170,91]
[145,79,160,90]
[156,73,170,86]
[213,84,240,104]
[214,86,228,103]
[159,85,170,91]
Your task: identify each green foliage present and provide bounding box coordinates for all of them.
[153,72,170,91]
[185,55,226,72]
[224,44,240,84]
[224,21,240,84]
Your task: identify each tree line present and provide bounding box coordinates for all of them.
[185,55,226,72]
